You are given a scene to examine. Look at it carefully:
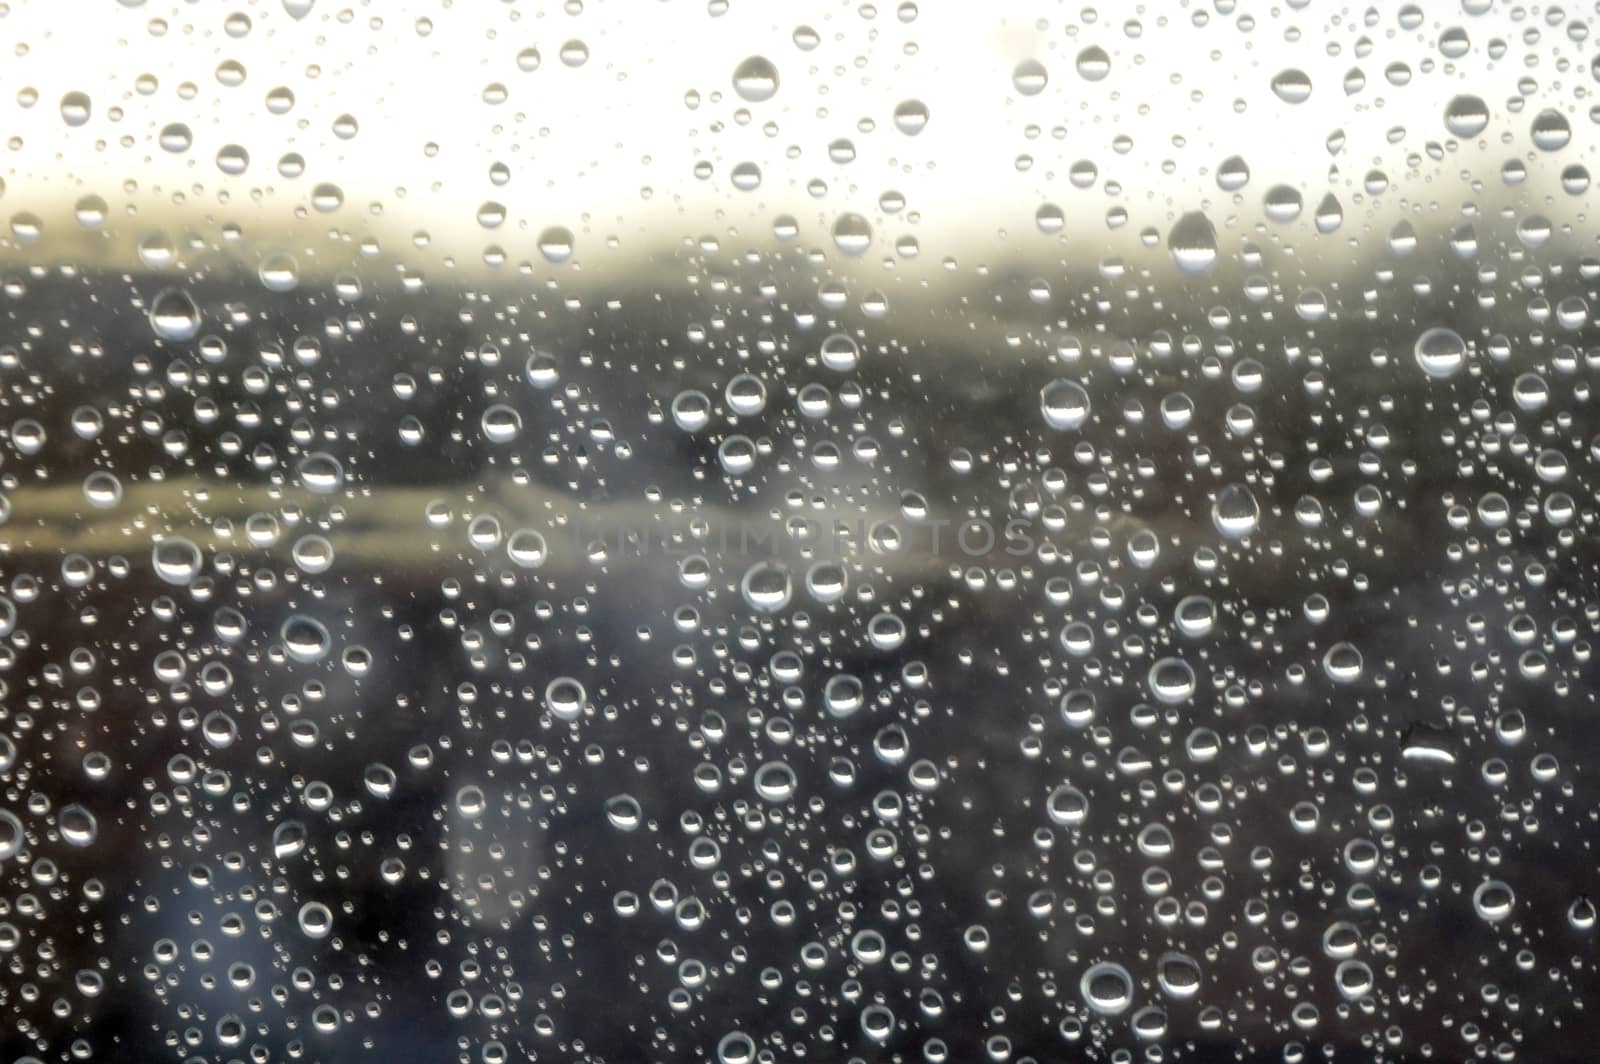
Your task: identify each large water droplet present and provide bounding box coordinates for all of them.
[152,537,203,585]
[1168,211,1218,274]
[1472,880,1516,923]
[1012,59,1048,96]
[1075,45,1111,81]
[149,288,201,341]
[740,562,793,613]
[1040,379,1091,430]
[731,56,779,102]
[0,810,22,861]
[1414,326,1467,379]
[1530,108,1571,151]
[832,213,872,255]
[1211,483,1261,538]
[1444,94,1489,137]
[1081,962,1134,1015]
[545,677,586,721]
[1270,68,1313,103]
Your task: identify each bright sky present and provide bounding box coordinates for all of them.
[0,0,1583,279]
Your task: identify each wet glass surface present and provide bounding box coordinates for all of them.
[0,2,1597,1062]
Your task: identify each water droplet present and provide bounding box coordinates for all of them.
[545,677,586,721]
[297,452,346,494]
[538,226,574,263]
[892,99,929,135]
[1530,108,1571,150]
[1211,483,1261,538]
[1075,45,1111,81]
[740,562,793,613]
[1156,953,1202,999]
[1046,784,1088,827]
[58,804,96,847]
[731,56,779,102]
[1081,962,1134,1015]
[152,537,202,585]
[1271,68,1313,103]
[725,373,768,415]
[0,810,22,861]
[149,288,201,341]
[297,901,333,939]
[749,761,800,809]
[1040,379,1091,430]
[819,333,860,372]
[1148,657,1197,705]
[280,616,331,664]
[832,213,872,255]
[1322,642,1364,684]
[507,529,548,568]
[671,390,713,432]
[1168,211,1219,274]
[1216,155,1251,191]
[1472,879,1516,923]
[604,794,642,831]
[1414,326,1467,378]
[273,820,307,859]
[1012,59,1048,96]
[60,91,91,127]
[1445,94,1490,137]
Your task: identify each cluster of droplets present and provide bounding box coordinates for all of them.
[0,1,1596,1063]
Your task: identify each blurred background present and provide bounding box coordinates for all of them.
[0,1,1596,1062]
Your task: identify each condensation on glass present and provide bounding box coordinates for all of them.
[0,1,1595,1062]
